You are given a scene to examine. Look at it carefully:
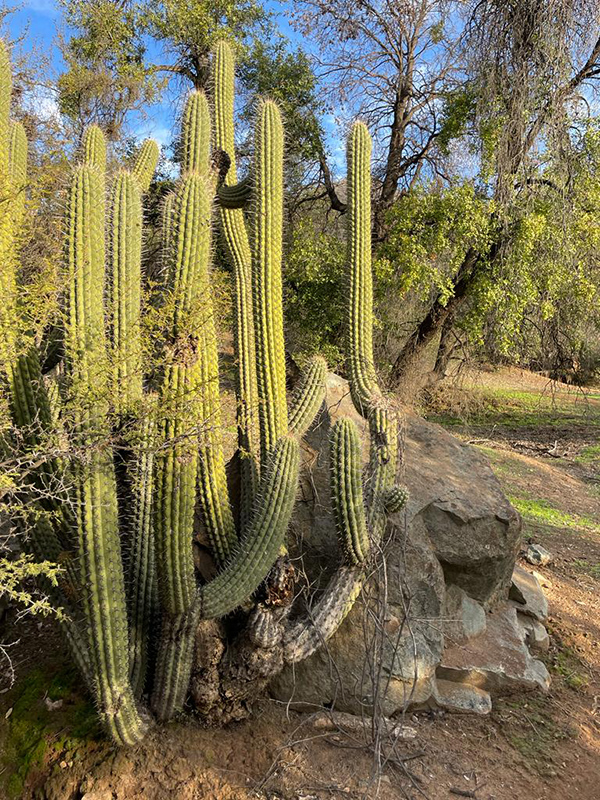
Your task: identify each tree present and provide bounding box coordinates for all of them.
[388,0,600,386]
[290,0,466,236]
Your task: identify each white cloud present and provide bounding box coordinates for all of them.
[22,86,61,124]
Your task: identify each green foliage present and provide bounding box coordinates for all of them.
[285,217,346,367]
[0,556,65,618]
[381,184,492,304]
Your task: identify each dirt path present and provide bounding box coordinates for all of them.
[0,366,599,800]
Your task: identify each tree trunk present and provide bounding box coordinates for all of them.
[389,248,480,389]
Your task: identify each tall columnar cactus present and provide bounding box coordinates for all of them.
[213,41,259,525]
[65,161,146,745]
[2,38,407,746]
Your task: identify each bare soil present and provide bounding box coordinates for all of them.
[1,366,599,800]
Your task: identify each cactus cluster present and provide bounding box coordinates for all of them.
[0,38,407,745]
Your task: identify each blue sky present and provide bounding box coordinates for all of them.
[2,0,347,171]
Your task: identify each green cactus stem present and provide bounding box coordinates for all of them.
[127,413,157,696]
[199,435,300,620]
[383,485,409,514]
[330,418,369,565]
[65,161,145,745]
[288,356,327,437]
[131,138,159,192]
[81,124,107,172]
[8,121,27,229]
[216,176,252,209]
[109,170,143,416]
[252,99,287,464]
[213,40,259,522]
[181,90,211,175]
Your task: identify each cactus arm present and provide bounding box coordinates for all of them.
[346,121,398,539]
[108,170,157,695]
[213,40,259,521]
[252,99,288,464]
[127,414,156,696]
[181,90,211,175]
[288,355,327,437]
[8,121,27,229]
[346,122,379,413]
[283,565,364,664]
[65,162,145,746]
[109,170,143,417]
[330,418,369,565]
[81,124,107,172]
[0,41,16,375]
[131,138,159,192]
[216,177,252,209]
[199,435,299,620]
[153,173,234,718]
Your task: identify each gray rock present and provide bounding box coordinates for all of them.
[272,373,522,713]
[517,612,550,654]
[271,515,445,715]
[429,678,492,715]
[404,416,521,606]
[509,565,548,622]
[438,603,550,695]
[443,585,487,645]
[525,543,553,566]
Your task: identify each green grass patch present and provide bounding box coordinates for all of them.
[1,667,99,798]
[575,444,600,465]
[498,695,571,773]
[572,559,600,580]
[509,494,600,535]
[427,384,600,431]
[552,647,589,691]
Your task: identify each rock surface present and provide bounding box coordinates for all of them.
[443,584,487,645]
[429,678,492,715]
[271,373,525,714]
[438,603,550,694]
[525,542,553,566]
[510,565,549,622]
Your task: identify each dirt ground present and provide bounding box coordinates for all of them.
[0,366,599,800]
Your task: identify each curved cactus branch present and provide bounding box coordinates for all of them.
[288,355,327,437]
[199,435,300,620]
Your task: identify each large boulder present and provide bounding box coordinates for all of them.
[271,373,523,713]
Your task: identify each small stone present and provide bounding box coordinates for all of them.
[517,613,550,654]
[443,585,487,645]
[393,724,417,739]
[525,543,553,566]
[430,679,492,715]
[510,565,548,622]
[532,570,552,588]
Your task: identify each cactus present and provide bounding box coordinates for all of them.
[131,138,159,192]
[1,38,408,746]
